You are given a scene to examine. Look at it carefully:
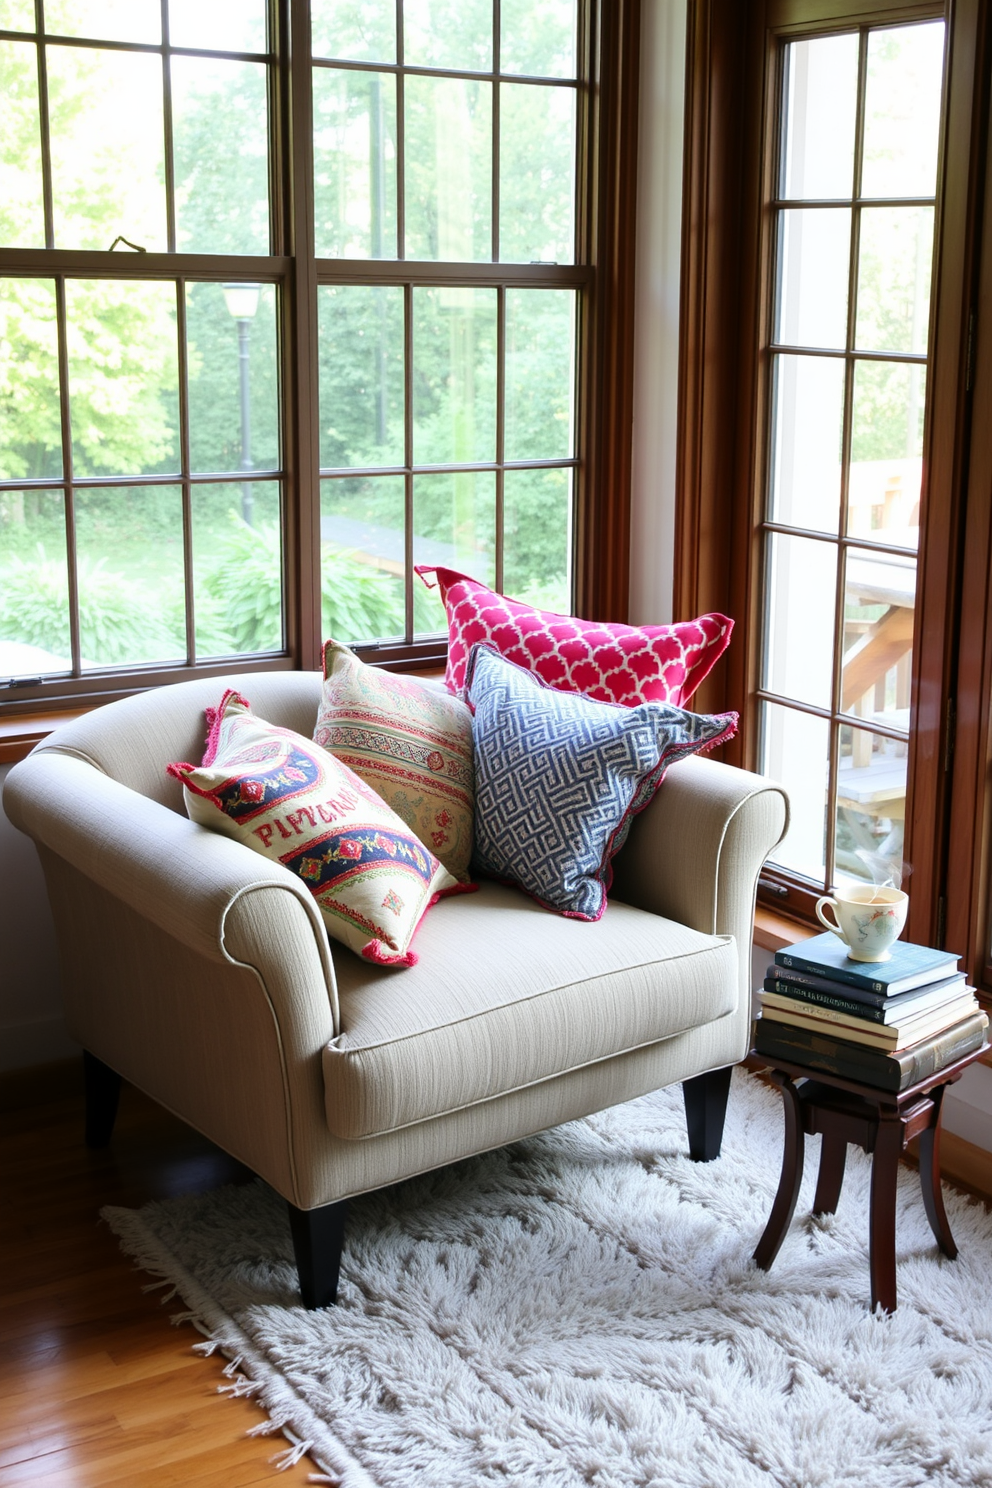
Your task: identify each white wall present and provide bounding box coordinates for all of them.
[628,0,687,626]
[0,763,77,1071]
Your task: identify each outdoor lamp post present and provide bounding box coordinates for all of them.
[222,282,261,526]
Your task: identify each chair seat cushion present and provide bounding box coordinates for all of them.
[322,881,738,1138]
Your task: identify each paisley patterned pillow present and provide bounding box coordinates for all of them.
[416,565,733,708]
[314,640,474,882]
[168,690,471,967]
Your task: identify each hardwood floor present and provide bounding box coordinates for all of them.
[0,1068,316,1486]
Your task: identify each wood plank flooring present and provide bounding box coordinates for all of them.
[0,1071,316,1486]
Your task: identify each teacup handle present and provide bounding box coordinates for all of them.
[815,896,845,940]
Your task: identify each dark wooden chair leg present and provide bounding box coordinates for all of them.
[869,1115,902,1313]
[682,1065,733,1162]
[918,1085,958,1259]
[83,1050,122,1149]
[287,1199,349,1309]
[753,1074,805,1271]
[812,1131,847,1216]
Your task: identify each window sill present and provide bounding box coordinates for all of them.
[753,905,817,952]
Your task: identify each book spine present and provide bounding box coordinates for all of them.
[754,1025,905,1090]
[754,1014,987,1091]
[765,965,891,1006]
[774,950,889,994]
[897,1016,988,1085]
[763,981,888,1023]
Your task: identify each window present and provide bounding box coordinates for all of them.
[0,1,635,699]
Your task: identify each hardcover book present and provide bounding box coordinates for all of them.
[764,963,966,1011]
[775,932,959,996]
[756,990,978,1051]
[753,1011,989,1093]
[761,974,968,1025]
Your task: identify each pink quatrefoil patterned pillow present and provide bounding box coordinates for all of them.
[416,566,734,709]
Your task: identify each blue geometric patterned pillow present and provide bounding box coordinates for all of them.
[465,644,737,921]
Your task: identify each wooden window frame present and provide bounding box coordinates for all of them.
[0,0,641,716]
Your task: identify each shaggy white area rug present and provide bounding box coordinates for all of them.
[102,1070,992,1488]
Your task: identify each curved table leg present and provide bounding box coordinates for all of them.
[753,1075,806,1271]
[918,1085,958,1260]
[870,1114,903,1314]
[812,1131,847,1216]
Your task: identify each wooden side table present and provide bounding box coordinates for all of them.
[750,1045,988,1313]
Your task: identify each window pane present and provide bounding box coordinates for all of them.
[836,725,906,890]
[0,279,62,480]
[168,0,267,53]
[317,285,404,470]
[503,467,571,612]
[65,280,180,478]
[173,57,270,256]
[849,361,924,550]
[320,476,405,644]
[855,206,933,355]
[193,481,282,657]
[47,47,166,251]
[186,281,279,477]
[761,702,829,883]
[405,76,492,262]
[505,289,574,460]
[500,83,574,264]
[75,486,185,668]
[313,69,397,260]
[861,22,944,199]
[842,548,915,728]
[763,532,837,709]
[404,0,491,72]
[0,40,45,247]
[0,489,71,675]
[311,0,395,63]
[0,2,35,31]
[501,0,576,80]
[775,208,850,349]
[768,354,843,532]
[413,471,495,634]
[781,34,858,200]
[45,0,160,44]
[413,287,496,464]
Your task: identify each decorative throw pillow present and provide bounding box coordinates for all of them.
[167,691,470,967]
[465,644,738,921]
[314,639,475,883]
[416,565,733,708]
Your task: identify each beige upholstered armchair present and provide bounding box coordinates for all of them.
[4,671,788,1307]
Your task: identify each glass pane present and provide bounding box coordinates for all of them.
[503,467,571,612]
[173,57,269,256]
[65,280,180,478]
[501,0,576,79]
[317,285,404,470]
[0,2,36,31]
[193,481,282,657]
[405,76,491,262]
[45,0,160,43]
[413,471,495,635]
[0,279,63,480]
[761,702,829,883]
[0,489,71,676]
[0,40,45,247]
[849,361,925,549]
[768,355,843,532]
[404,0,491,72]
[775,208,850,349]
[781,34,858,200]
[861,22,944,200]
[500,83,574,264]
[505,289,574,460]
[763,532,837,709]
[413,287,496,464]
[75,486,185,668]
[842,548,915,729]
[313,69,397,260]
[836,725,907,890]
[855,206,933,355]
[47,47,166,251]
[320,476,405,644]
[311,0,394,62]
[186,282,279,476]
[168,0,267,53]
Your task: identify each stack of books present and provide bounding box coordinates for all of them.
[755,931,989,1092]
